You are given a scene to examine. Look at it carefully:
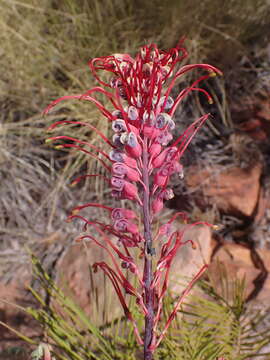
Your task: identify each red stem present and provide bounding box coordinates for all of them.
[142,138,154,360]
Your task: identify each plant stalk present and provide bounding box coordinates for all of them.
[142,140,154,360]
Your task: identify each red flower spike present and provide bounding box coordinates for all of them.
[45,40,221,358]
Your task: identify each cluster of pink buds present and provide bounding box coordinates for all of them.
[45,40,221,359]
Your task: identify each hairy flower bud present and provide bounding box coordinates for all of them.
[112,119,127,133]
[154,113,171,129]
[158,96,174,110]
[111,176,125,191]
[125,133,142,158]
[112,162,140,182]
[111,208,137,220]
[165,147,178,162]
[143,110,155,125]
[149,143,162,157]
[163,188,174,200]
[112,109,124,119]
[122,181,139,201]
[142,125,160,139]
[128,106,139,121]
[168,119,175,130]
[109,150,138,168]
[152,197,164,214]
[112,134,124,147]
[152,147,177,169]
[114,219,139,234]
[156,129,173,145]
[109,149,124,162]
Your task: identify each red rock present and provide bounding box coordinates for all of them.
[209,242,270,306]
[186,163,262,217]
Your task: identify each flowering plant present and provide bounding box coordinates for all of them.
[45,41,221,360]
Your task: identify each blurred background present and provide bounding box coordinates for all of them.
[0,0,270,355]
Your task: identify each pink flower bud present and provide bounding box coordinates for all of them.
[111,176,125,191]
[143,110,155,125]
[128,124,139,136]
[152,147,177,168]
[165,147,178,162]
[114,219,128,232]
[122,154,138,169]
[111,189,122,199]
[112,162,140,182]
[109,149,124,162]
[112,109,124,119]
[112,134,124,148]
[154,172,167,187]
[119,132,128,144]
[154,113,171,129]
[125,133,142,158]
[112,119,127,133]
[142,125,160,139]
[149,143,162,157]
[112,162,127,177]
[125,143,142,158]
[154,161,181,187]
[111,208,137,220]
[158,96,174,110]
[156,130,173,145]
[163,188,174,200]
[159,223,172,236]
[114,219,139,234]
[168,119,175,130]
[125,166,141,182]
[126,132,138,148]
[172,161,183,178]
[123,181,139,201]
[128,106,138,121]
[110,150,137,168]
[152,197,164,214]
[160,162,175,176]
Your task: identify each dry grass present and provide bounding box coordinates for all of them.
[0,0,270,277]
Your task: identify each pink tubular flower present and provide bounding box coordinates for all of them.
[111,208,137,220]
[112,162,141,182]
[113,219,139,234]
[45,40,221,359]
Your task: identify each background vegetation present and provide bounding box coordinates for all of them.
[1,0,270,358]
[1,0,270,258]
